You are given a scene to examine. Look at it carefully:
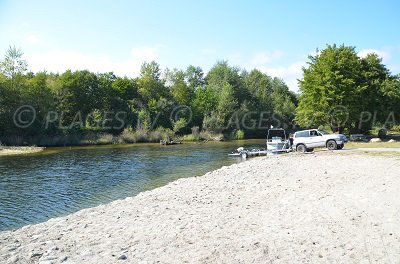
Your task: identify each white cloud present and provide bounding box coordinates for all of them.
[25,45,161,77]
[257,61,306,92]
[26,34,41,44]
[130,46,160,63]
[358,49,391,63]
[226,52,242,65]
[250,50,285,66]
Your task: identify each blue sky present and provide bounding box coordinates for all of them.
[1,0,399,91]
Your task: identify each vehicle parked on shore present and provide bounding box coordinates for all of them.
[293,129,347,152]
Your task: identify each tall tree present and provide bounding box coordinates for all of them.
[358,53,391,130]
[206,61,248,103]
[137,61,167,102]
[167,69,193,106]
[296,44,364,133]
[0,46,28,90]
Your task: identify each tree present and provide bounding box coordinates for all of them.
[358,53,391,130]
[167,69,193,106]
[0,46,28,90]
[57,70,103,129]
[185,65,205,91]
[271,78,296,129]
[112,76,138,101]
[381,74,400,124]
[243,69,273,110]
[217,82,238,123]
[206,61,249,104]
[191,86,217,128]
[137,61,167,102]
[22,72,56,135]
[296,44,364,133]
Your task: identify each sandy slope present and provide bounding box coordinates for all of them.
[1,153,400,263]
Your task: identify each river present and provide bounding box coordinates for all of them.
[0,140,265,231]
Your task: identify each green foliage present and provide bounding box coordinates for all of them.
[182,134,198,141]
[296,44,394,133]
[234,129,245,139]
[137,61,167,102]
[0,46,28,90]
[0,47,302,145]
[172,118,187,133]
[202,112,224,134]
[390,125,400,134]
[138,109,151,130]
[166,69,194,106]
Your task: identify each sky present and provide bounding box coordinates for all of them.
[1,0,399,92]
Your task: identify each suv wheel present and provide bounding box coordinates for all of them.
[327,140,337,150]
[296,144,306,153]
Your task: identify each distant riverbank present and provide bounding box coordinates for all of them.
[1,152,399,263]
[0,129,248,147]
[0,146,44,156]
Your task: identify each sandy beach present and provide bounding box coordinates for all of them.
[0,147,45,156]
[1,153,400,263]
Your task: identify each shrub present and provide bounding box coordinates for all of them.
[97,133,114,145]
[390,125,400,133]
[234,129,245,140]
[172,118,187,134]
[119,128,137,143]
[133,129,149,143]
[183,134,198,141]
[191,126,200,137]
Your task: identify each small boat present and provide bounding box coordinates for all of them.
[228,147,268,159]
[266,128,291,153]
[160,140,181,145]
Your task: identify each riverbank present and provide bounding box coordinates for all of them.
[1,153,400,263]
[0,129,227,147]
[0,146,45,156]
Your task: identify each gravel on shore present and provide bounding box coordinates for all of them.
[1,153,400,263]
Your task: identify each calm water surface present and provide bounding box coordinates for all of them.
[0,140,264,231]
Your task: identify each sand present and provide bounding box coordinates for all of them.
[1,153,400,263]
[0,147,45,156]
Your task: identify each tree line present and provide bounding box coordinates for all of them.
[0,46,296,145]
[1,44,399,146]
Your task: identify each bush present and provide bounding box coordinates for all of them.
[202,113,224,134]
[172,118,187,134]
[234,129,245,140]
[119,128,136,143]
[183,134,198,141]
[191,126,200,137]
[132,129,149,143]
[199,131,224,141]
[390,125,400,133]
[97,133,115,145]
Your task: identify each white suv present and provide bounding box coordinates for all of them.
[293,129,347,152]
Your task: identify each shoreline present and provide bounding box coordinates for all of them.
[1,153,400,263]
[0,146,45,156]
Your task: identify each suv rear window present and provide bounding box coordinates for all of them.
[295,131,310,138]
